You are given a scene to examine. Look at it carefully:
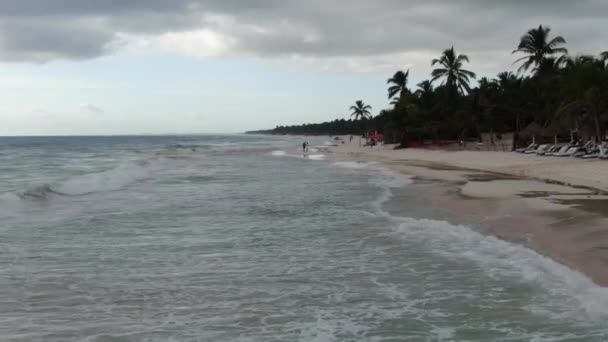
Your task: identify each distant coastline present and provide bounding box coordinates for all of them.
[245,118,369,136]
[244,130,275,135]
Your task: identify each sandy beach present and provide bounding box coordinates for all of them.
[330,139,608,192]
[327,137,608,286]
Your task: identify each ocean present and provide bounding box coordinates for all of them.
[1,134,608,341]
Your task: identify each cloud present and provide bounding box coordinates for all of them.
[0,1,606,75]
[79,102,104,115]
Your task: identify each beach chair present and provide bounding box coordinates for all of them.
[543,143,569,156]
[599,143,608,160]
[573,141,596,158]
[533,144,551,155]
[549,144,570,156]
[525,144,545,154]
[539,144,556,155]
[516,143,537,153]
[556,146,580,157]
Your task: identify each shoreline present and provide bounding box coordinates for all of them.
[333,142,608,193]
[327,137,608,286]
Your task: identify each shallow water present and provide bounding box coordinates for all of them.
[1,135,608,341]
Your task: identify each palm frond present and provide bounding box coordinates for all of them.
[387,86,400,99]
[459,69,476,78]
[431,68,448,77]
[547,36,567,48]
[516,60,534,73]
[456,54,470,63]
[551,47,568,54]
[513,25,567,73]
[513,55,533,64]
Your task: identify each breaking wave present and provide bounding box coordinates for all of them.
[271,150,287,156]
[362,163,608,322]
[5,160,157,203]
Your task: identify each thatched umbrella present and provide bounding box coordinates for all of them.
[520,122,543,143]
[542,119,570,141]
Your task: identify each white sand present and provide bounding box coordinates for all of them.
[461,179,589,198]
[329,139,608,192]
[327,136,608,285]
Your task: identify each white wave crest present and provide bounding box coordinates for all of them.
[364,164,608,321]
[390,217,608,320]
[271,150,287,156]
[370,167,413,189]
[54,163,149,195]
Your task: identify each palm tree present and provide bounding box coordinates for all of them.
[415,80,434,95]
[532,56,568,75]
[495,72,519,89]
[557,57,607,140]
[415,80,434,110]
[563,55,596,69]
[350,100,372,121]
[431,46,477,95]
[512,25,567,73]
[387,70,410,101]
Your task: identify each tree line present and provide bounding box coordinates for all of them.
[248,25,608,147]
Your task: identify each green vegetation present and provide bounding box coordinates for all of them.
[248,26,608,147]
[350,100,372,121]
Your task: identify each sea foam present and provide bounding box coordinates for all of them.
[363,163,608,321]
[54,163,149,195]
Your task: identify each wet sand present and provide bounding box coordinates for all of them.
[327,139,608,286]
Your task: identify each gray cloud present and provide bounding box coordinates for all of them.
[0,0,606,75]
[0,18,115,62]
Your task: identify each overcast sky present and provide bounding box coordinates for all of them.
[1,0,606,135]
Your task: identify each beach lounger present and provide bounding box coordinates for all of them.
[556,146,580,157]
[525,144,546,154]
[545,143,572,156]
[548,144,571,156]
[573,142,597,158]
[580,150,600,159]
[533,144,551,155]
[516,143,537,153]
[539,144,559,155]
[599,143,608,160]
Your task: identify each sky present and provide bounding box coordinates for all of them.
[0,0,607,135]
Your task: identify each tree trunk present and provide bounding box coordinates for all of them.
[593,111,602,142]
[512,111,521,151]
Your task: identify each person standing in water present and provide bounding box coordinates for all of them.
[302,141,307,153]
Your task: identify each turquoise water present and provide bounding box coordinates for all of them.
[1,135,608,341]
